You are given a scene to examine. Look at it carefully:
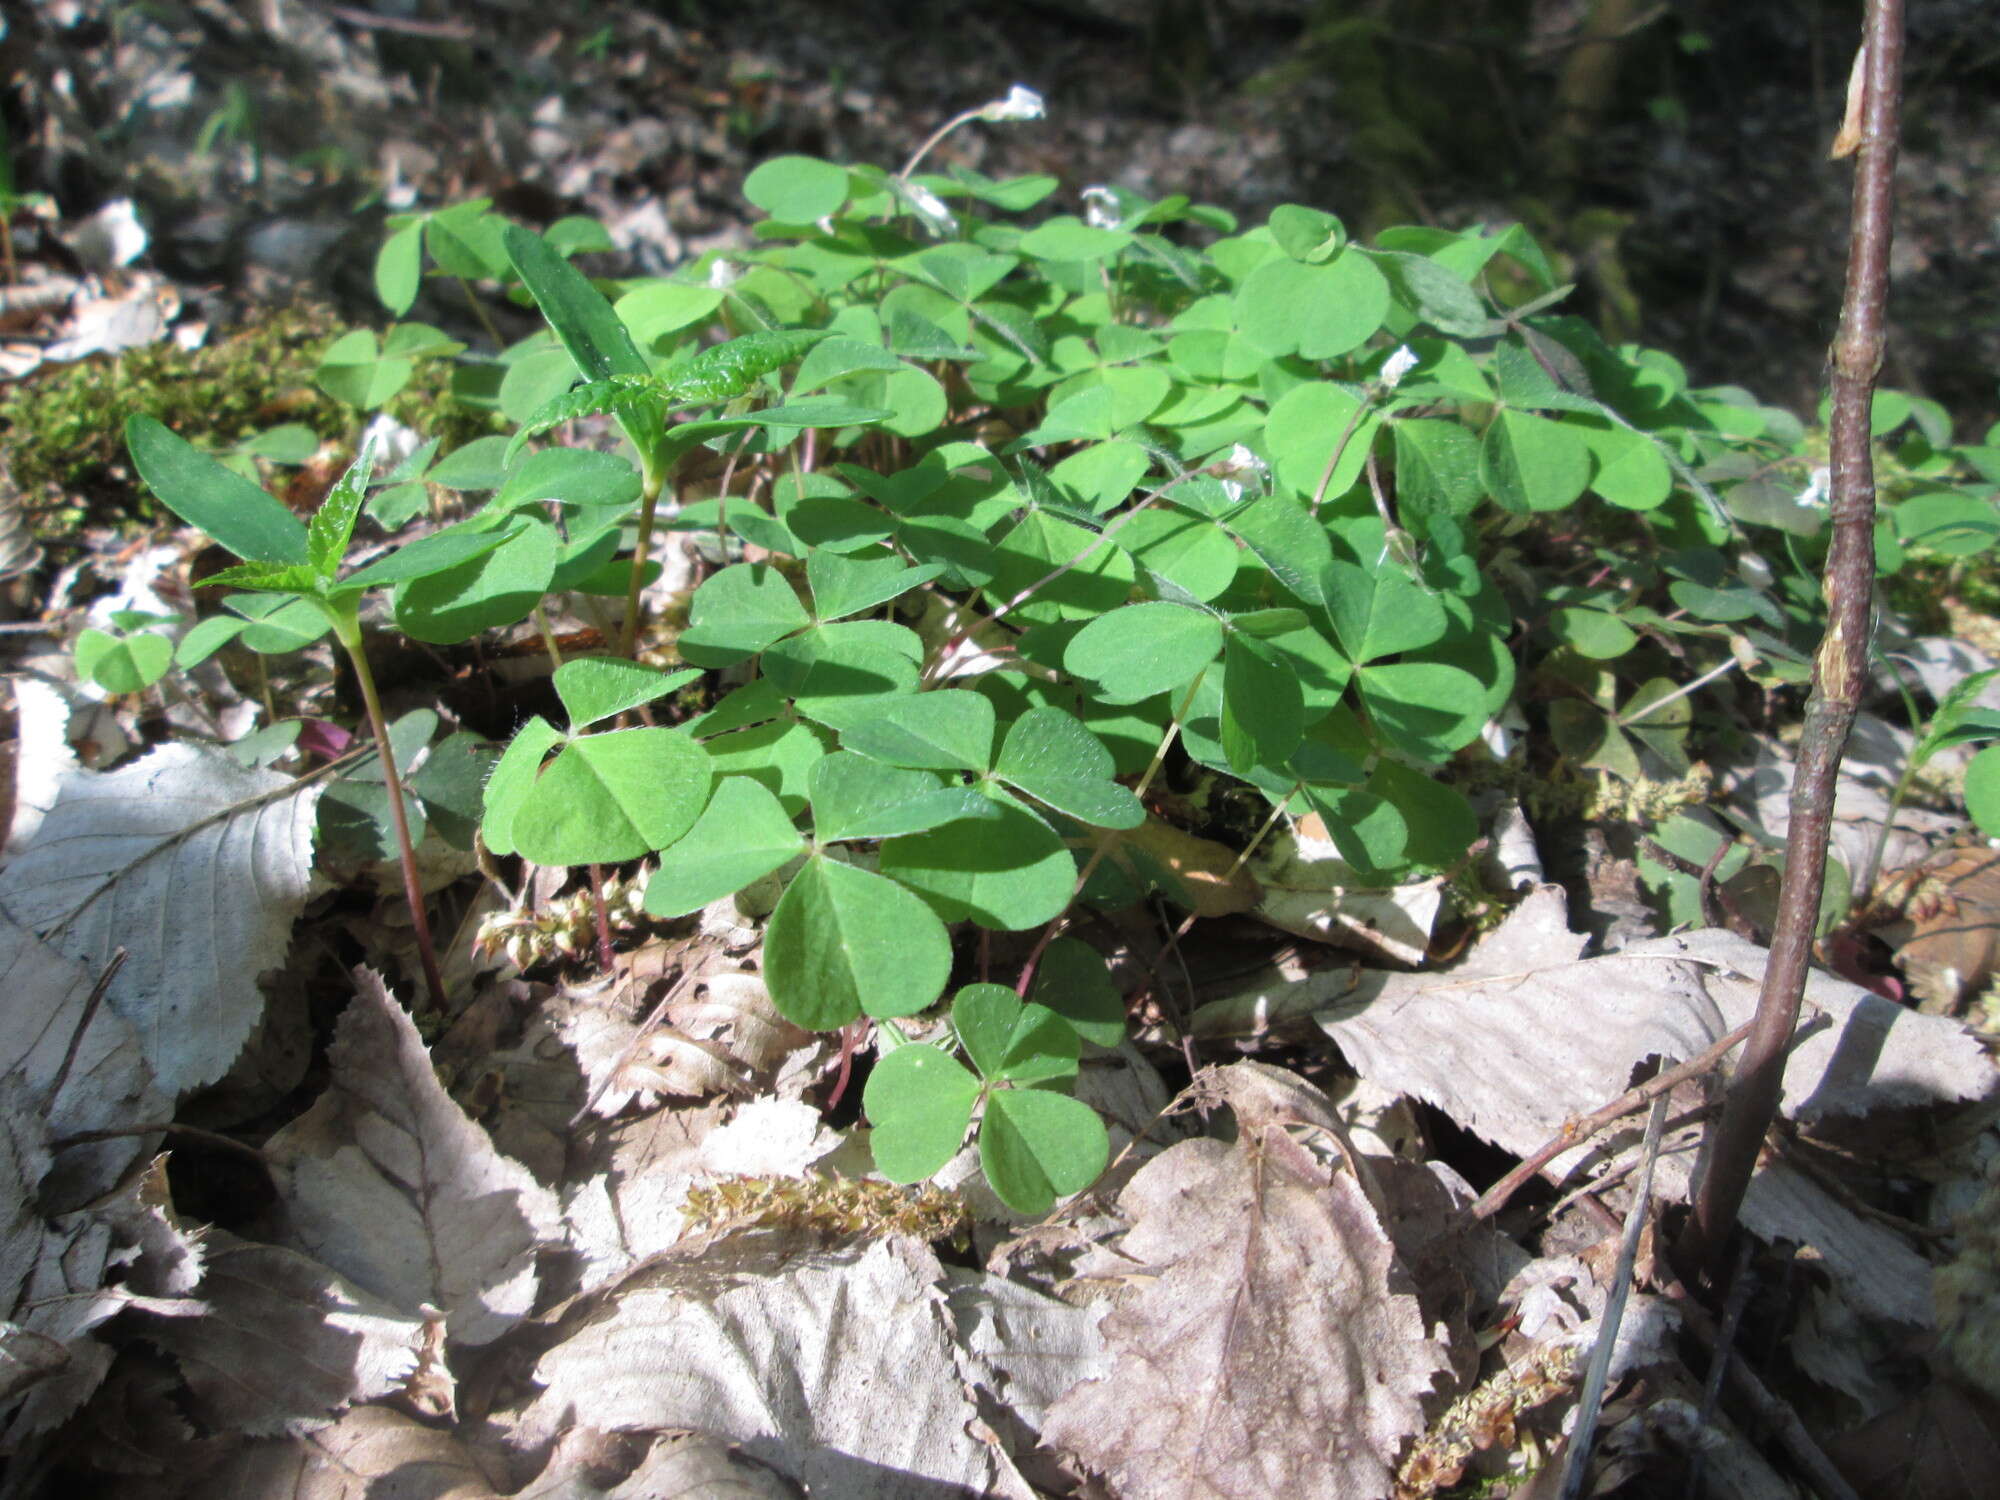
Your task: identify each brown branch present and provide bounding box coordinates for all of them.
[1677,0,1903,1282]
[1470,1018,1752,1220]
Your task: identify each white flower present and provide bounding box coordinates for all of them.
[1379,344,1418,390]
[1212,443,1269,503]
[980,85,1045,123]
[902,181,959,236]
[1081,185,1121,231]
[705,258,741,290]
[1796,465,1832,508]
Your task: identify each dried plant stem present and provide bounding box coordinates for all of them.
[1679,0,1902,1280]
[1471,1017,1754,1221]
[336,618,447,1010]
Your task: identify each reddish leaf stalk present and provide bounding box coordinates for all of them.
[1679,0,1902,1278]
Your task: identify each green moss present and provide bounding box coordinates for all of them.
[0,303,502,532]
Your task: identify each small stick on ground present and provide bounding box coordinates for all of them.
[1471,1018,1754,1221]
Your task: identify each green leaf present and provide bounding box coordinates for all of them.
[407,732,495,850]
[308,441,378,575]
[992,706,1145,829]
[880,790,1074,931]
[1322,560,1447,663]
[225,594,332,653]
[314,329,415,409]
[838,690,995,773]
[986,511,1136,625]
[744,154,851,222]
[336,525,516,594]
[864,1043,980,1183]
[1356,661,1489,761]
[765,854,952,1027]
[1065,602,1222,705]
[553,658,700,729]
[806,752,993,843]
[391,518,558,643]
[1029,937,1126,1048]
[763,624,923,730]
[507,373,662,465]
[503,222,650,383]
[374,220,423,316]
[980,1088,1109,1216]
[495,446,641,512]
[1117,507,1238,602]
[1551,607,1638,660]
[175,615,247,667]
[424,434,515,492]
[1235,250,1390,360]
[952,984,1042,1082]
[1964,744,2000,837]
[1267,204,1346,263]
[1482,409,1591,513]
[677,562,811,665]
[74,628,171,695]
[1914,668,2000,765]
[1264,384,1375,510]
[662,329,830,409]
[479,715,564,858]
[125,415,309,564]
[1368,250,1491,336]
[202,561,323,595]
[1391,418,1483,524]
[1220,630,1304,773]
[1581,422,1673,511]
[509,726,711,866]
[806,549,943,621]
[643,776,806,918]
[1019,215,1132,263]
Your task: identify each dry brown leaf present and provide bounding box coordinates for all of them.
[199,1403,501,1500]
[1251,820,1445,965]
[1872,845,2000,1013]
[135,1231,425,1436]
[1088,815,1260,919]
[561,1100,731,1294]
[523,1231,1037,1500]
[1825,1381,2000,1500]
[563,951,811,1115]
[1043,1066,1455,1500]
[517,1431,802,1499]
[1316,886,1995,1325]
[0,911,171,1210]
[263,969,560,1345]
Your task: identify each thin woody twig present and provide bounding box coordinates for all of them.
[1680,0,1903,1280]
[1471,1018,1753,1220]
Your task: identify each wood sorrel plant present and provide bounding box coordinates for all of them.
[126,87,1997,1214]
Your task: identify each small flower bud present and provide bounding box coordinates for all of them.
[1796,466,1832,509]
[979,85,1045,123]
[1081,185,1120,231]
[1380,344,1418,390]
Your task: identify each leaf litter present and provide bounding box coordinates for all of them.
[3,9,1999,1496]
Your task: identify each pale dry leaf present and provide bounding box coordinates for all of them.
[1251,821,1444,964]
[201,1403,501,1500]
[3,676,75,858]
[136,1231,425,1436]
[561,964,810,1115]
[0,742,322,1094]
[1042,1090,1455,1500]
[517,1431,801,1499]
[0,910,171,1210]
[0,1322,70,1407]
[947,1268,1111,1438]
[524,1233,1037,1500]
[1,1207,121,1446]
[94,1155,204,1298]
[264,970,560,1345]
[561,1100,730,1295]
[1316,887,1989,1324]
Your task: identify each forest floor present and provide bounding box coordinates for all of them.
[1,3,1998,1498]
